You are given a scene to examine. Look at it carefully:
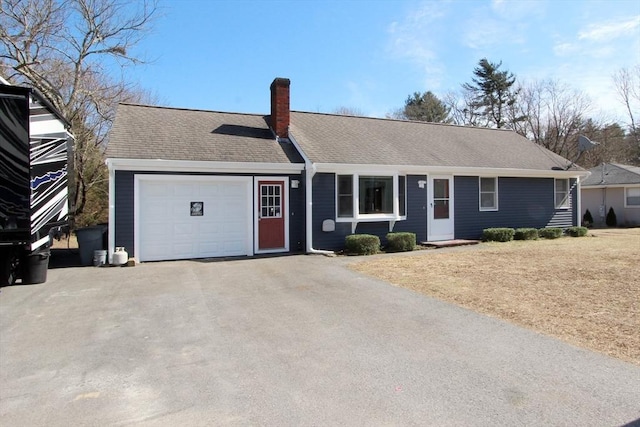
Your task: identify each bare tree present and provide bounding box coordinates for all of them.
[333,106,364,117]
[0,0,156,226]
[508,79,593,160]
[443,89,482,127]
[613,66,640,149]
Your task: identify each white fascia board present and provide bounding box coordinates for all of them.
[313,163,589,178]
[106,158,304,174]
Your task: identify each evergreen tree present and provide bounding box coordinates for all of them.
[402,91,451,123]
[462,58,520,128]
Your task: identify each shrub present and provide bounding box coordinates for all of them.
[345,234,380,255]
[606,207,617,227]
[386,232,416,252]
[565,226,588,237]
[538,227,563,239]
[482,228,515,242]
[582,209,594,227]
[514,228,538,240]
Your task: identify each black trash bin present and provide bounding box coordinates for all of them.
[76,226,106,266]
[22,250,50,284]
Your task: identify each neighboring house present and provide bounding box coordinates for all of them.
[581,163,640,227]
[106,78,588,262]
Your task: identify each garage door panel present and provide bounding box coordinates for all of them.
[137,176,251,261]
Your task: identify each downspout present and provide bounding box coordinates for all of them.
[106,159,115,263]
[576,176,582,227]
[287,133,334,255]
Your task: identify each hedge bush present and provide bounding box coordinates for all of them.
[566,226,588,237]
[482,228,515,242]
[345,234,380,255]
[385,232,416,252]
[583,209,594,227]
[538,227,563,239]
[514,228,538,240]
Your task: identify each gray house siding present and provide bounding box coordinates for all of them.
[114,170,135,254]
[454,176,578,240]
[311,173,348,250]
[312,173,427,251]
[113,170,305,257]
[392,175,427,242]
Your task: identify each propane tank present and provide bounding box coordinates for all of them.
[112,247,128,266]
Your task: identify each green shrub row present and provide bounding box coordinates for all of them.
[514,228,538,240]
[344,232,417,255]
[482,228,515,242]
[565,226,588,237]
[385,232,416,252]
[483,226,588,242]
[345,234,380,255]
[538,227,563,239]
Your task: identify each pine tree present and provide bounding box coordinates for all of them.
[402,91,451,123]
[462,58,521,128]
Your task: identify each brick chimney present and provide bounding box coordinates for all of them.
[270,77,290,139]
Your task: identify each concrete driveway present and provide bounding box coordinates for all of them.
[1,253,639,426]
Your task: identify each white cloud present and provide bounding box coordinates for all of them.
[578,15,640,42]
[461,0,542,50]
[385,2,451,89]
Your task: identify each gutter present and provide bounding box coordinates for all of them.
[286,132,334,255]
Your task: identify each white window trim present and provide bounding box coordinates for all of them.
[335,173,407,222]
[624,185,640,208]
[555,178,570,209]
[479,177,498,212]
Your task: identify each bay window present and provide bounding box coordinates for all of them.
[336,174,406,220]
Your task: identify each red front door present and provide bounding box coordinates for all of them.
[258,180,285,250]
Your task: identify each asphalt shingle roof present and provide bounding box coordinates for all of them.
[107,104,581,172]
[581,163,640,186]
[289,112,579,171]
[107,103,303,164]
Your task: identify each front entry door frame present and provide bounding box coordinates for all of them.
[254,176,289,254]
[427,175,455,241]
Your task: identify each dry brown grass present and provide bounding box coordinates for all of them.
[350,228,640,365]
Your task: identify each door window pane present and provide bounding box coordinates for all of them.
[434,179,449,199]
[260,184,282,218]
[434,200,449,219]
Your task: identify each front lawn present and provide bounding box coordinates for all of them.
[350,228,640,365]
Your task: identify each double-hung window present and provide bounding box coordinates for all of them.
[625,187,640,207]
[337,174,406,219]
[555,179,570,209]
[479,177,498,211]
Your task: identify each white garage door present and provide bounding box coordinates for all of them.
[136,175,253,262]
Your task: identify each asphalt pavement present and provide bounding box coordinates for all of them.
[1,253,639,426]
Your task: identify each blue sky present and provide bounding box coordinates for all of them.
[125,0,640,124]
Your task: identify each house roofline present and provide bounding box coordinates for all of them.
[312,163,590,178]
[106,158,304,174]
